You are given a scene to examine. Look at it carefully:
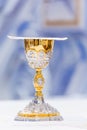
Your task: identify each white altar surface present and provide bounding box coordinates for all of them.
[0,97,87,130]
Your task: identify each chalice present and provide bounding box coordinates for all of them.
[8,36,67,121]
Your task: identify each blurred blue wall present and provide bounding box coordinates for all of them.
[0,0,87,99]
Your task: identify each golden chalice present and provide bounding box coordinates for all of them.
[8,36,67,121]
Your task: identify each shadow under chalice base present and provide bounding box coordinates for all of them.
[15,97,63,121]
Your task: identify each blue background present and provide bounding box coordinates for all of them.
[0,0,87,99]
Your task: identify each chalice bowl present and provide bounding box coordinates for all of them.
[8,36,67,121]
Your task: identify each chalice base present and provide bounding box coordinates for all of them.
[15,98,63,121]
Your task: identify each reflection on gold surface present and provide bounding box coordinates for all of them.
[24,39,54,53]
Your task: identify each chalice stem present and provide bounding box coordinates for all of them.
[33,69,45,103]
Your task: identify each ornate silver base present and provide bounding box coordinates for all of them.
[15,97,63,121]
